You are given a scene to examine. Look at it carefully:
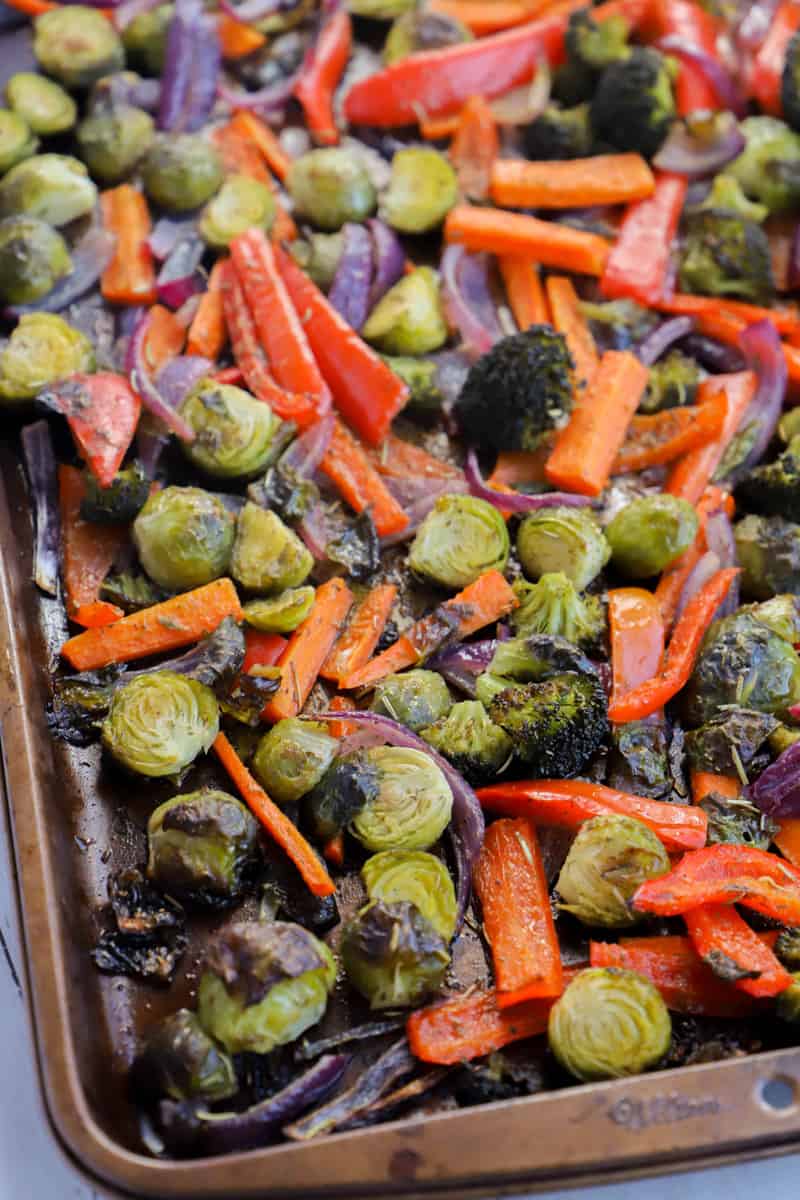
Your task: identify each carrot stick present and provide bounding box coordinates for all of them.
[60,579,243,671]
[216,12,266,58]
[545,275,598,392]
[655,484,733,626]
[487,447,551,488]
[100,185,157,306]
[450,95,498,203]
[326,693,360,738]
[474,817,563,1007]
[144,304,185,373]
[58,466,126,626]
[229,110,292,182]
[263,578,354,723]
[367,434,462,482]
[428,0,556,36]
[775,818,800,868]
[684,904,793,998]
[340,570,518,690]
[320,420,409,538]
[499,256,549,329]
[445,205,611,276]
[214,731,335,897]
[187,259,227,359]
[665,372,757,503]
[492,153,655,210]
[691,770,740,805]
[612,391,727,473]
[320,583,397,684]
[607,588,665,713]
[545,349,648,496]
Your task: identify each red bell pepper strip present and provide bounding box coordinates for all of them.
[690,770,740,806]
[750,2,800,116]
[320,420,410,538]
[450,95,499,203]
[50,372,141,489]
[294,8,352,145]
[600,173,687,306]
[683,904,793,999]
[665,374,757,504]
[653,0,720,115]
[607,588,665,714]
[655,485,734,628]
[473,818,563,1007]
[477,779,707,852]
[632,844,800,926]
[242,630,288,674]
[58,465,126,627]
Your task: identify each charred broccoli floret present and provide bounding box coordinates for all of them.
[488,672,608,777]
[735,514,800,599]
[511,572,605,647]
[523,103,593,161]
[421,700,513,785]
[579,298,658,352]
[455,326,574,453]
[698,174,768,223]
[640,350,701,413]
[678,209,774,303]
[735,436,800,523]
[782,30,800,134]
[590,47,676,158]
[554,9,630,105]
[727,116,800,214]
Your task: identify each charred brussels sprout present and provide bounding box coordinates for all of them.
[0,154,96,226]
[200,174,276,248]
[134,1009,237,1102]
[305,750,381,842]
[685,707,778,777]
[0,313,92,401]
[142,135,223,212]
[34,8,125,90]
[488,673,607,776]
[231,502,313,593]
[408,494,509,590]
[590,47,676,158]
[122,3,172,75]
[197,921,336,1054]
[727,116,800,214]
[511,573,605,645]
[288,148,376,231]
[341,900,449,1009]
[5,73,76,136]
[146,788,259,905]
[421,700,513,785]
[180,380,281,480]
[242,587,315,634]
[0,217,70,308]
[252,719,338,807]
[0,110,37,174]
[383,8,471,63]
[736,439,800,524]
[362,850,457,941]
[548,968,671,1081]
[685,608,800,723]
[371,670,452,733]
[517,507,610,590]
[556,814,670,928]
[76,105,154,184]
[606,495,698,578]
[362,268,448,356]
[679,209,773,303]
[352,745,453,852]
[524,104,593,161]
[776,927,800,969]
[380,147,458,234]
[700,793,776,850]
[641,350,700,413]
[133,487,235,592]
[608,721,670,799]
[80,462,150,524]
[101,671,219,778]
[735,514,800,599]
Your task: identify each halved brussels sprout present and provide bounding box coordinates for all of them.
[548,967,671,1081]
[289,230,343,289]
[305,750,381,843]
[408,494,510,590]
[252,718,338,807]
[5,73,76,136]
[134,1009,238,1102]
[141,134,223,212]
[0,153,96,226]
[383,8,472,64]
[362,850,457,940]
[133,487,235,592]
[361,267,448,355]
[0,217,71,308]
[180,380,281,480]
[734,513,800,600]
[101,671,219,778]
[0,110,37,174]
[421,699,513,785]
[81,462,150,525]
[147,788,260,905]
[371,669,452,732]
[76,105,154,184]
[380,148,458,234]
[606,495,699,578]
[122,3,172,75]
[34,8,125,90]
[556,814,670,928]
[231,501,313,594]
[517,506,611,590]
[200,174,276,248]
[288,148,376,231]
[197,921,336,1054]
[382,354,443,411]
[352,745,453,852]
[341,899,450,1009]
[0,313,93,401]
[242,587,316,634]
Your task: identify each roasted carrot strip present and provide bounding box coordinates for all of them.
[607,588,665,714]
[690,771,740,805]
[428,0,555,36]
[612,391,727,473]
[187,259,227,359]
[320,583,397,684]
[492,154,654,210]
[665,373,757,503]
[450,95,499,203]
[263,578,354,723]
[59,466,127,626]
[144,304,185,373]
[684,904,793,999]
[229,110,292,181]
[545,275,598,392]
[776,819,800,868]
[446,206,611,276]
[487,447,551,489]
[101,185,157,306]
[320,420,409,538]
[655,485,733,626]
[216,12,266,58]
[326,693,359,738]
[367,434,462,482]
[499,256,549,329]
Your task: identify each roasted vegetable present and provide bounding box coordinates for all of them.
[304,750,380,843]
[590,47,675,158]
[580,298,658,352]
[231,501,313,594]
[516,507,610,590]
[523,103,593,161]
[421,699,513,786]
[727,116,800,215]
[776,973,800,1023]
[325,511,380,582]
[698,173,768,223]
[734,514,800,600]
[181,380,281,481]
[289,231,343,290]
[0,216,70,307]
[200,175,276,249]
[0,313,92,401]
[351,745,453,852]
[243,587,316,634]
[92,868,187,984]
[380,147,458,234]
[606,495,698,578]
[80,462,149,524]
[685,707,778,777]
[776,927,800,969]
[408,494,509,591]
[511,573,605,646]
[361,849,457,941]
[679,210,773,303]
[141,134,223,212]
[476,633,598,703]
[34,7,125,90]
[607,721,671,799]
[361,268,448,356]
[0,109,37,174]
[556,814,670,927]
[252,719,338,807]
[76,105,154,184]
[288,148,376,231]
[640,351,700,414]
[783,30,800,134]
[133,487,235,592]
[736,437,800,523]
[5,72,76,136]
[0,154,96,226]
[122,3,172,75]
[371,669,452,733]
[102,671,219,778]
[382,355,443,411]
[489,673,607,776]
[134,1009,237,1102]
[341,900,449,1009]
[700,794,777,849]
[556,8,630,106]
[383,8,471,64]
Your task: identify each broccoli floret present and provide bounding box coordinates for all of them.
[640,350,701,413]
[523,103,593,161]
[421,700,513,785]
[553,9,630,105]
[590,47,676,158]
[782,30,800,134]
[678,209,774,303]
[511,572,605,646]
[488,672,608,776]
[727,116,800,214]
[698,174,768,223]
[579,298,659,353]
[80,461,150,524]
[700,793,777,850]
[735,514,800,600]
[476,632,599,708]
[455,326,574,454]
[735,436,800,523]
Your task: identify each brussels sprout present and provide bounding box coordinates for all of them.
[421,699,514,785]
[80,462,150,524]
[122,3,172,75]
[750,594,800,643]
[5,73,76,136]
[242,587,316,634]
[341,900,449,1009]
[0,217,70,308]
[685,609,800,724]
[362,850,457,940]
[180,380,281,480]
[102,671,219,778]
[517,507,611,590]
[34,8,125,90]
[362,267,448,356]
[305,750,381,842]
[776,973,800,1023]
[231,501,313,594]
[141,134,223,212]
[352,745,453,852]
[548,967,671,1081]
[556,814,670,928]
[76,105,154,184]
[383,9,472,64]
[700,793,776,849]
[200,174,276,249]
[608,721,671,799]
[776,927,800,969]
[0,110,37,174]
[134,1009,237,1102]
[408,494,509,591]
[197,921,336,1054]
[0,153,96,226]
[734,513,800,600]
[288,148,376,231]
[133,487,235,592]
[371,669,453,733]
[348,0,413,18]
[289,230,343,290]
[252,719,338,807]
[380,147,458,234]
[147,788,260,905]
[382,354,443,410]
[770,724,800,756]
[511,572,605,646]
[0,312,93,401]
[779,408,800,444]
[685,707,779,777]
[605,495,699,578]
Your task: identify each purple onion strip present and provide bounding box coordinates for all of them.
[440,244,502,361]
[367,218,405,308]
[21,420,60,597]
[281,410,335,480]
[656,36,748,118]
[636,316,695,366]
[136,354,213,476]
[159,2,220,133]
[284,1039,413,1141]
[9,226,116,317]
[653,115,746,179]
[427,638,497,697]
[156,236,206,309]
[725,318,788,482]
[148,216,198,262]
[127,315,197,443]
[465,449,592,513]
[328,223,374,331]
[747,741,800,818]
[677,332,745,373]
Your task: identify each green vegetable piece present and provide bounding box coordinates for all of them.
[606,495,698,578]
[556,814,670,928]
[511,572,605,645]
[679,209,774,303]
[524,103,593,161]
[408,493,510,590]
[34,7,125,90]
[735,513,800,600]
[566,9,630,71]
[289,230,343,289]
[776,927,800,969]
[590,46,675,157]
[252,718,338,807]
[381,354,443,411]
[142,134,223,212]
[0,216,70,308]
[5,72,76,136]
[147,788,260,905]
[727,116,800,214]
[134,1009,238,1102]
[0,312,92,401]
[383,8,471,64]
[100,570,165,613]
[362,849,457,941]
[122,3,172,75]
[288,147,376,231]
[76,105,154,184]
[640,350,700,413]
[517,506,610,590]
[306,750,381,842]
[580,298,658,352]
[80,461,150,524]
[489,673,608,776]
[231,501,313,593]
[777,973,800,1023]
[371,669,453,733]
[736,438,800,523]
[243,587,316,634]
[548,967,671,1081]
[0,153,96,226]
[180,379,281,480]
[362,267,448,356]
[133,487,235,592]
[341,899,450,1009]
[699,793,777,850]
[197,921,336,1054]
[748,594,800,644]
[421,699,513,786]
[348,0,413,17]
[0,109,37,174]
[352,745,453,852]
[685,707,779,777]
[380,147,457,234]
[698,173,769,223]
[101,671,219,778]
[477,631,597,702]
[200,174,276,248]
[779,408,800,444]
[608,721,671,799]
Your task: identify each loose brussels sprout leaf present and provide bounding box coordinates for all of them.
[0,109,37,174]
[243,587,316,634]
[305,750,381,843]
[556,814,670,927]
[92,868,188,984]
[253,719,338,807]
[326,510,380,582]
[352,745,453,852]
[142,134,223,212]
[0,313,93,400]
[380,147,458,234]
[685,707,779,777]
[362,850,457,941]
[122,3,172,75]
[181,380,282,481]
[219,669,280,728]
[101,671,219,778]
[147,788,260,907]
[700,793,777,849]
[0,154,96,226]
[684,610,800,723]
[80,461,150,524]
[5,72,76,135]
[606,495,699,578]
[548,967,671,1081]
[34,7,125,89]
[517,507,611,591]
[421,699,514,786]
[200,174,276,248]
[197,921,336,1054]
[47,665,123,746]
[607,720,671,799]
[511,573,605,647]
[749,595,800,643]
[409,494,510,590]
[383,8,472,64]
[362,268,448,356]
[0,217,71,309]
[288,147,376,231]
[133,487,236,592]
[341,900,450,1009]
[259,875,340,936]
[371,669,452,733]
[232,501,313,594]
[250,463,320,526]
[133,1009,238,1103]
[735,513,800,600]
[76,104,154,184]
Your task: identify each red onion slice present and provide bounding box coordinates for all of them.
[653,113,746,178]
[677,332,745,373]
[328,223,373,331]
[427,638,497,696]
[156,235,206,309]
[656,36,748,118]
[367,218,404,307]
[721,318,788,484]
[280,410,335,479]
[148,216,198,261]
[465,449,593,512]
[159,3,221,133]
[127,314,197,442]
[636,316,695,366]
[21,420,60,597]
[489,52,551,126]
[9,226,115,317]
[440,245,504,362]
[136,354,213,476]
[747,740,800,817]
